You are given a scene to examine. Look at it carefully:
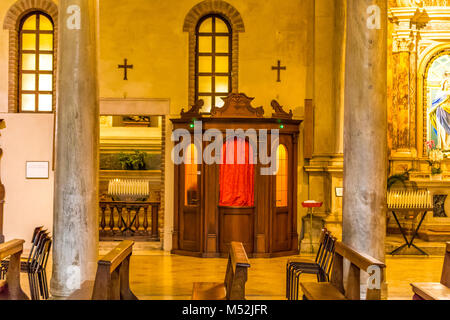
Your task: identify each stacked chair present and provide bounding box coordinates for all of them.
[286,228,337,300]
[0,226,52,300]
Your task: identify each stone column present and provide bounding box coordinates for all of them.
[343,0,387,275]
[51,0,99,298]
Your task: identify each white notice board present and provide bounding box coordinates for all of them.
[26,161,49,179]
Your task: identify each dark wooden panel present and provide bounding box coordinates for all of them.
[273,210,290,252]
[219,207,254,254]
[180,207,199,251]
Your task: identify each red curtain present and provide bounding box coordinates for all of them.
[219,139,255,207]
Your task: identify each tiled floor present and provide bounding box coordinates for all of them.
[18,245,445,300]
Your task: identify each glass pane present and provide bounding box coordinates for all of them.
[200,96,212,112]
[215,36,229,53]
[22,34,36,51]
[39,15,53,31]
[185,144,199,206]
[22,74,36,91]
[39,34,53,51]
[215,76,229,93]
[39,74,52,91]
[198,36,212,53]
[198,56,212,73]
[22,54,36,70]
[39,54,53,71]
[215,56,229,73]
[199,17,213,33]
[216,96,225,108]
[21,94,35,111]
[38,94,52,111]
[215,18,229,33]
[22,15,37,30]
[198,76,212,92]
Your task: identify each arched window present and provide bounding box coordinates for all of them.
[276,144,288,208]
[185,144,199,206]
[195,15,232,112]
[18,12,54,112]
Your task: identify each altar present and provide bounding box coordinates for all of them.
[171,93,302,257]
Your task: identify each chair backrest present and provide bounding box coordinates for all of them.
[26,227,44,262]
[317,231,332,269]
[330,241,386,300]
[314,228,327,263]
[322,236,337,279]
[91,240,138,300]
[29,231,48,272]
[224,242,250,300]
[441,242,450,287]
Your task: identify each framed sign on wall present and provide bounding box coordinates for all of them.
[26,161,49,179]
[335,187,344,197]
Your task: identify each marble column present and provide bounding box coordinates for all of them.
[343,0,387,275]
[51,0,99,298]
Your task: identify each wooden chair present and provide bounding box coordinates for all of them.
[68,240,138,300]
[411,242,450,300]
[300,241,386,300]
[0,239,29,300]
[192,241,250,300]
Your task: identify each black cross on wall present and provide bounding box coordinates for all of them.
[118,58,133,80]
[272,60,286,82]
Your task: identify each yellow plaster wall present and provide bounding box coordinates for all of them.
[0,0,335,249]
[98,0,313,117]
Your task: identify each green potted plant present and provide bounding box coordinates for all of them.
[118,151,147,170]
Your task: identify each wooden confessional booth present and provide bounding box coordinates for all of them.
[171,93,302,257]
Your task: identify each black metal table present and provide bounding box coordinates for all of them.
[388,207,432,256]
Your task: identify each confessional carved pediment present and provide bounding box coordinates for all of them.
[180,100,204,119]
[271,100,293,120]
[210,93,264,118]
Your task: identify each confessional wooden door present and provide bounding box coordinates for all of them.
[177,143,202,253]
[271,135,294,253]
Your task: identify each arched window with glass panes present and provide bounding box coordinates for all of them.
[18,11,54,113]
[195,15,232,112]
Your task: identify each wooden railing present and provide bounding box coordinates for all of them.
[99,201,160,241]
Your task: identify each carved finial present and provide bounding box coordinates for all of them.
[271,100,293,120]
[180,100,204,119]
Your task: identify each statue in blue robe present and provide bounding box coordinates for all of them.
[429,71,450,150]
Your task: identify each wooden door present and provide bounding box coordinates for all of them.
[271,136,293,253]
[179,143,202,252]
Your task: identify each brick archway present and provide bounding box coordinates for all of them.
[183,0,245,106]
[183,0,245,33]
[3,0,58,113]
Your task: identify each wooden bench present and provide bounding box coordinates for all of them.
[68,240,138,300]
[411,242,450,300]
[300,241,386,300]
[0,239,29,300]
[192,241,250,300]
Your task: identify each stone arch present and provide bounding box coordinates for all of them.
[417,43,450,156]
[3,0,58,113]
[183,0,245,33]
[183,0,245,107]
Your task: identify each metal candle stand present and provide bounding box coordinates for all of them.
[387,190,434,256]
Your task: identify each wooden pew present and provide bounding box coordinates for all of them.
[68,240,138,300]
[411,242,450,300]
[300,241,386,300]
[0,239,29,300]
[192,241,250,300]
